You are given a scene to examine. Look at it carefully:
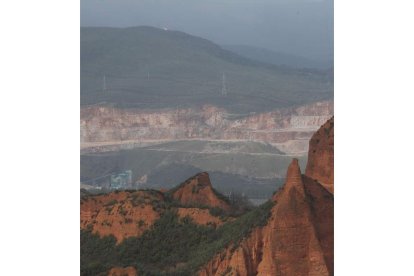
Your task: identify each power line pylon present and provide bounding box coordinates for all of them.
[221,73,227,96]
[103,75,106,92]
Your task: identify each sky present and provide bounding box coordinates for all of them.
[81,0,333,62]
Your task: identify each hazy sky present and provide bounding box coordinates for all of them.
[81,0,333,62]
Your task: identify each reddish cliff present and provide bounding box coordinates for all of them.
[80,173,228,243]
[199,159,333,276]
[305,117,334,193]
[171,172,231,212]
[199,118,334,276]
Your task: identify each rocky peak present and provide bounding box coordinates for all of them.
[284,158,304,190]
[199,119,334,276]
[305,116,334,193]
[272,158,304,202]
[171,172,231,211]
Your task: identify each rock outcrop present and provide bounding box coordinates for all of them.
[305,117,334,193]
[199,118,334,276]
[81,101,333,155]
[171,172,231,212]
[80,173,229,243]
[199,159,333,276]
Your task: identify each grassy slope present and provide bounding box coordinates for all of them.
[81,26,333,113]
[223,45,333,69]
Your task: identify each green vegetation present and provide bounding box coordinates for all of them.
[209,207,226,218]
[80,231,117,276]
[80,200,274,275]
[137,219,145,227]
[104,199,118,206]
[81,26,333,113]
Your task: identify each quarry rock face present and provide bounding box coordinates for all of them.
[199,118,334,276]
[305,117,334,193]
[80,101,333,155]
[171,172,231,211]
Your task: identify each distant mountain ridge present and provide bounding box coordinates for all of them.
[223,44,333,70]
[81,26,333,113]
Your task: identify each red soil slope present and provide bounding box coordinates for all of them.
[80,191,163,243]
[177,208,224,227]
[80,172,227,243]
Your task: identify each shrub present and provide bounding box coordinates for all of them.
[104,200,118,207]
[209,207,225,217]
[81,201,274,275]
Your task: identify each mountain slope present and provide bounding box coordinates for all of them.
[81,26,333,113]
[223,45,333,69]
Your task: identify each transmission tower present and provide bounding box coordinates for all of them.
[103,75,107,92]
[221,73,227,96]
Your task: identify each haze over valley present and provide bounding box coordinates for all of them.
[80,26,333,200]
[79,1,334,273]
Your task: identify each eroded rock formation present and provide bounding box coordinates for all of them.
[305,117,334,193]
[80,172,228,243]
[199,118,334,276]
[171,172,231,211]
[199,159,333,276]
[81,118,334,275]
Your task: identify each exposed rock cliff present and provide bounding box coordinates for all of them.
[171,172,231,212]
[305,117,334,193]
[199,118,334,276]
[199,159,333,276]
[81,101,333,155]
[80,172,228,243]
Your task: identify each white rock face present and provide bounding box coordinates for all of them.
[80,101,333,155]
[290,115,333,129]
